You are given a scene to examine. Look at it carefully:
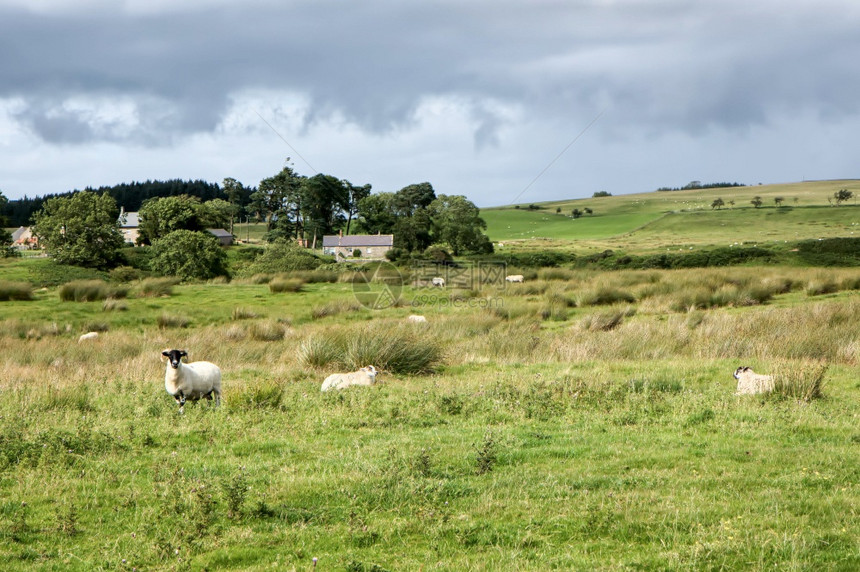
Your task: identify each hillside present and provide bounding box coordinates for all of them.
[482,180,860,254]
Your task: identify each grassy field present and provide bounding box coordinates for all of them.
[483,180,860,253]
[1,263,859,570]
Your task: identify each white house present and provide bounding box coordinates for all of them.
[322,233,394,261]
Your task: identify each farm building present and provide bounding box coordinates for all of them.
[322,233,394,261]
[118,208,139,244]
[208,228,234,246]
[11,226,38,249]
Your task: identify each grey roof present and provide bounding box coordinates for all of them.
[119,212,139,228]
[322,234,394,248]
[11,226,28,241]
[207,228,233,238]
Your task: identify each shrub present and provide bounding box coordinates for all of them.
[59,280,128,302]
[241,239,324,275]
[0,281,33,301]
[109,265,144,282]
[150,230,229,281]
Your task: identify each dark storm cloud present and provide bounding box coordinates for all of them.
[2,0,860,146]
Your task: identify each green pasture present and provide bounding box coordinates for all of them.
[1,263,860,570]
[483,180,860,251]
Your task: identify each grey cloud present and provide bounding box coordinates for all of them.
[2,0,860,148]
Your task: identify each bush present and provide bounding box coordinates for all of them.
[248,321,287,341]
[240,240,325,276]
[0,281,33,301]
[109,265,144,282]
[150,230,229,281]
[59,280,128,302]
[773,361,828,402]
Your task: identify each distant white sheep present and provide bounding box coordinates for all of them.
[407,315,428,324]
[78,332,99,343]
[161,349,222,413]
[733,366,775,395]
[431,277,446,287]
[505,274,524,283]
[321,365,378,392]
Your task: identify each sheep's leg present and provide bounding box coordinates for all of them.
[177,393,186,414]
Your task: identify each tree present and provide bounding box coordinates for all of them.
[711,198,725,210]
[301,174,348,245]
[150,230,228,280]
[750,196,763,209]
[137,195,203,244]
[427,194,493,256]
[343,181,372,235]
[571,208,582,218]
[584,207,593,215]
[31,191,125,268]
[728,200,735,208]
[221,177,246,234]
[249,165,305,241]
[592,191,612,198]
[834,189,854,205]
[355,193,397,235]
[0,189,16,257]
[199,199,234,230]
[774,196,784,207]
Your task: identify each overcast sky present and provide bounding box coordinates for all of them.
[2,0,859,207]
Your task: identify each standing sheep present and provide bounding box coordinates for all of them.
[321,365,378,392]
[505,274,524,283]
[161,349,222,413]
[733,366,775,395]
[431,277,446,287]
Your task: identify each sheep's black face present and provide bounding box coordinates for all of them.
[162,349,187,369]
[733,366,750,380]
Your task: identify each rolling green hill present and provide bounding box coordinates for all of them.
[482,180,860,253]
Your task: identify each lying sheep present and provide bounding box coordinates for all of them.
[407,315,428,324]
[321,365,378,392]
[161,349,222,413]
[505,274,524,283]
[431,277,446,287]
[78,332,99,343]
[733,366,775,395]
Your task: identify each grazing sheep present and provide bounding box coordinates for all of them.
[161,349,222,413]
[321,365,378,392]
[431,277,446,287]
[407,314,428,324]
[78,332,99,343]
[733,366,775,395]
[505,274,524,283]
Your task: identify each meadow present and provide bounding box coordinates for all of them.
[1,262,859,570]
[483,179,860,253]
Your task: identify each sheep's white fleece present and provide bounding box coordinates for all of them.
[733,366,774,395]
[321,366,378,392]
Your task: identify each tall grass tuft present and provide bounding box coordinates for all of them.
[0,281,33,301]
[157,312,190,329]
[773,361,828,402]
[248,320,287,341]
[577,286,636,306]
[581,306,636,331]
[138,277,179,297]
[269,277,305,293]
[232,307,259,320]
[59,280,128,302]
[311,299,363,319]
[300,324,443,374]
[102,298,128,312]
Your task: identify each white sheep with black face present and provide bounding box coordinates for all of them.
[320,365,378,392]
[161,349,222,413]
[733,366,774,395]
